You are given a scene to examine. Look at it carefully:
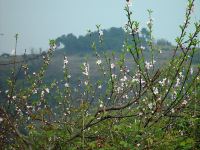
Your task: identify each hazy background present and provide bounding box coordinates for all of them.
[0,0,199,54]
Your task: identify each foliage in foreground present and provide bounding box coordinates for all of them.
[0,0,200,149]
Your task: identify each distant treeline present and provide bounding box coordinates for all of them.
[0,27,172,57]
[55,27,172,54]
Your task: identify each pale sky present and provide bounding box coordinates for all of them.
[0,0,199,54]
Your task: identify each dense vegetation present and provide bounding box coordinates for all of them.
[0,0,200,149]
[55,27,171,54]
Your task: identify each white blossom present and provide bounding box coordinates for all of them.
[96,59,102,65]
[122,94,128,99]
[153,87,159,94]
[175,78,180,87]
[148,103,153,109]
[111,74,117,79]
[182,100,187,105]
[139,112,143,116]
[145,61,153,70]
[65,83,69,88]
[190,67,193,74]
[117,87,122,93]
[0,117,3,123]
[111,63,115,69]
[41,90,45,98]
[99,30,103,36]
[120,76,127,82]
[141,79,146,85]
[98,85,102,89]
[45,88,49,93]
[84,81,88,86]
[99,101,103,108]
[33,89,37,94]
[179,72,184,78]
[147,20,151,27]
[82,62,89,76]
[140,46,145,50]
[159,78,167,86]
[63,56,68,68]
[132,77,139,83]
[126,0,132,7]
[27,105,32,109]
[99,103,103,108]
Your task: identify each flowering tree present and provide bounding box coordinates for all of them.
[0,0,200,149]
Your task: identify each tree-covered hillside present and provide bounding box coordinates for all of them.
[55,27,172,54]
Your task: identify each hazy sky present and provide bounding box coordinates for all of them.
[0,0,199,54]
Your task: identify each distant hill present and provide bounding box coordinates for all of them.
[1,27,199,94]
[55,27,172,54]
